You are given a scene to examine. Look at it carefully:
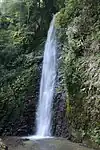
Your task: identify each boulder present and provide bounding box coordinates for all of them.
[0,139,8,150]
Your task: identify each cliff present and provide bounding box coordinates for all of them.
[55,0,100,148]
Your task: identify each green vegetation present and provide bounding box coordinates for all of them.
[0,0,100,149]
[56,0,100,148]
[0,0,57,135]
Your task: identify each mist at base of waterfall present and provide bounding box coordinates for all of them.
[22,135,53,140]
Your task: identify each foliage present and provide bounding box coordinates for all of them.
[0,0,65,135]
[0,0,58,135]
[0,0,100,148]
[56,0,100,148]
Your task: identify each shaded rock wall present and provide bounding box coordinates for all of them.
[52,42,70,138]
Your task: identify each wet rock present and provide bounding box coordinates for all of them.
[52,47,70,138]
[52,92,70,138]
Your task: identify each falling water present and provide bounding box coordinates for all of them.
[36,16,57,137]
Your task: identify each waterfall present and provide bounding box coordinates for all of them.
[36,16,57,137]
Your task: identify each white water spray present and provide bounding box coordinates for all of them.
[36,16,57,137]
[24,16,57,140]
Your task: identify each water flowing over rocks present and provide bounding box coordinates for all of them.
[35,16,57,137]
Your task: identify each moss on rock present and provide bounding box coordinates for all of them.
[55,0,100,148]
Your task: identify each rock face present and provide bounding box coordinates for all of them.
[52,45,70,138]
[52,92,70,138]
[0,139,8,150]
[55,0,100,148]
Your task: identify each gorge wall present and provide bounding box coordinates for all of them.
[55,0,100,148]
[0,0,100,149]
